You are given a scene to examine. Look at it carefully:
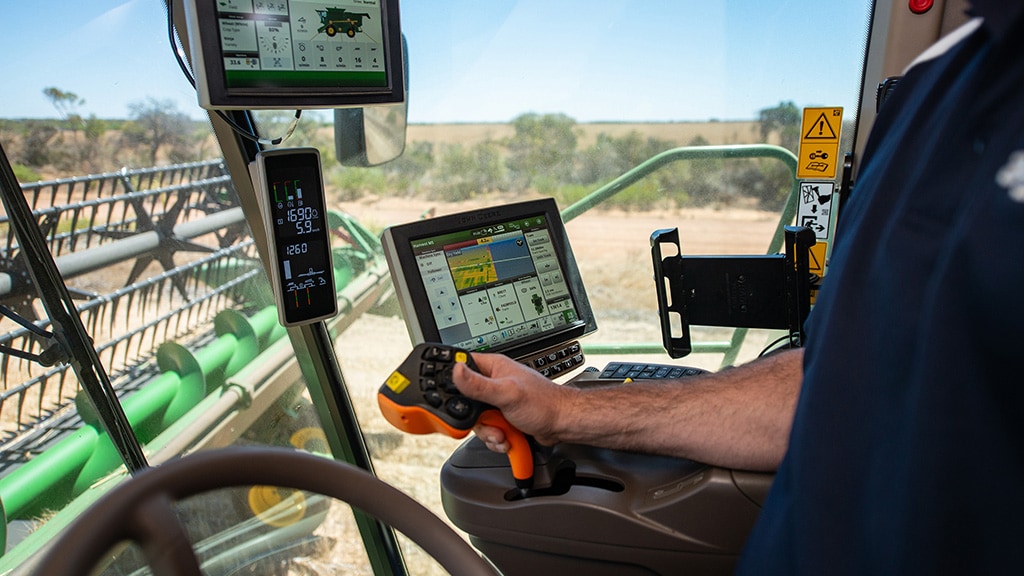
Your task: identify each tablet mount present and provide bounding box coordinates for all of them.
[651,225,817,358]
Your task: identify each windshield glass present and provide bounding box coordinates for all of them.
[0,1,872,573]
[339,6,870,571]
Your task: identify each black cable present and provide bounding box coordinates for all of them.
[758,332,800,358]
[165,0,301,146]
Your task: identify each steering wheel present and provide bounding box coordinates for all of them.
[35,446,498,576]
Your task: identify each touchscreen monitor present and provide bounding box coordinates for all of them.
[381,199,596,360]
[183,0,404,110]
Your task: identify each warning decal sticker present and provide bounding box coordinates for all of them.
[797,107,842,179]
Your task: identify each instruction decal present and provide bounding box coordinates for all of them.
[797,107,842,179]
[798,181,834,240]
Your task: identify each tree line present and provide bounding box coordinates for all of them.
[1,87,213,183]
[340,102,811,212]
[3,87,817,213]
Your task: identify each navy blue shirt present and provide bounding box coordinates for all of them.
[738,3,1024,574]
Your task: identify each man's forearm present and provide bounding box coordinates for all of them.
[552,348,803,471]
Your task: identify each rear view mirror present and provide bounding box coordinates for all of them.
[334,36,409,167]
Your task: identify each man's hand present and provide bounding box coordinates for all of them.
[452,348,803,470]
[451,353,573,452]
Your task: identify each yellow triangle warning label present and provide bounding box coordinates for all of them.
[808,242,826,274]
[804,112,838,140]
[798,107,843,179]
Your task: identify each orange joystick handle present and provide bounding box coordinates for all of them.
[377,343,536,492]
[479,409,533,490]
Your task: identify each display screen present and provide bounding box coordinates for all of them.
[259,149,337,325]
[185,0,404,109]
[382,199,596,358]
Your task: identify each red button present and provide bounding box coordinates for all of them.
[909,0,933,14]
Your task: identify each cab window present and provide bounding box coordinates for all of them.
[0,1,873,573]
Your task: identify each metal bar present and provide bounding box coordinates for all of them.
[198,69,408,573]
[582,341,735,356]
[291,320,407,576]
[2,175,233,258]
[561,144,802,365]
[0,206,246,297]
[0,141,148,474]
[561,144,798,221]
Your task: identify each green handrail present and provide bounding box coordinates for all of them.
[561,144,800,367]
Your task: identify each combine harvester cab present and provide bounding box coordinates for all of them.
[0,0,985,574]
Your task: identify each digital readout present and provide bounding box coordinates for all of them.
[263,151,336,324]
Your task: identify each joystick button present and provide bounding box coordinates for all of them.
[424,390,443,408]
[445,397,472,420]
[424,345,453,362]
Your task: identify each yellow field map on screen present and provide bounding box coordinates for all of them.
[447,246,497,291]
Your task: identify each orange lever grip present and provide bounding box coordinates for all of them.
[479,409,533,488]
[376,394,472,438]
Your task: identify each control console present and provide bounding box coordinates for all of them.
[520,340,584,378]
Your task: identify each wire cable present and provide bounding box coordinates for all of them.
[758,332,801,358]
[165,0,301,146]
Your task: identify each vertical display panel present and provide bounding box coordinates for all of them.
[254,148,338,326]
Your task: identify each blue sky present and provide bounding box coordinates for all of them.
[0,1,872,123]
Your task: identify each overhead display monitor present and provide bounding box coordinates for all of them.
[183,0,404,110]
[381,199,597,362]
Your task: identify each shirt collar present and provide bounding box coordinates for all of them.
[969,0,1024,40]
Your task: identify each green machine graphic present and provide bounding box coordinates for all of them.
[316,7,370,37]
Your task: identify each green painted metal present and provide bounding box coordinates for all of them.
[0,306,279,519]
[212,310,261,388]
[0,328,310,572]
[0,214,378,526]
[0,425,99,521]
[560,144,800,368]
[561,144,799,253]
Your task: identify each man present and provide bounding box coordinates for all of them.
[453,1,1024,573]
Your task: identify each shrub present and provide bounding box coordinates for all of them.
[12,164,42,184]
[328,166,389,201]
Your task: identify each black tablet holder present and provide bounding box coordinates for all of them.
[651,226,817,359]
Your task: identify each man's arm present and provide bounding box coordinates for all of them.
[452,348,803,471]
